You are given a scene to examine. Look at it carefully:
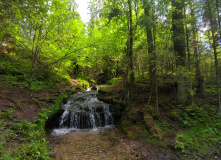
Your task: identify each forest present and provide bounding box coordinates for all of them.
[0,0,221,159]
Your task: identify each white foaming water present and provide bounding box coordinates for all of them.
[52,90,114,135]
[52,126,114,135]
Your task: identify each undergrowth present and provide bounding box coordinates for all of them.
[168,103,221,158]
[176,122,221,158]
[0,93,68,159]
[0,54,71,91]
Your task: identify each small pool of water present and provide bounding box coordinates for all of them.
[52,125,114,135]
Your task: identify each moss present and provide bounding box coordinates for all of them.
[127,131,135,139]
[107,77,122,85]
[97,94,120,103]
[98,85,113,94]
[143,113,163,140]
[146,105,159,119]
[121,120,144,139]
[120,107,146,139]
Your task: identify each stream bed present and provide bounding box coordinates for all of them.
[47,128,143,160]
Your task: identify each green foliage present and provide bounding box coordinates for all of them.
[0,0,87,91]
[143,131,164,146]
[182,104,208,127]
[34,93,69,130]
[76,75,90,90]
[204,86,217,95]
[0,0,220,158]
[169,110,180,121]
[0,56,30,88]
[0,108,14,119]
[169,104,210,127]
[135,76,149,84]
[107,77,121,85]
[175,121,221,158]
[1,140,51,160]
[170,104,221,158]
[158,120,171,131]
[174,141,185,152]
[0,53,72,91]
[0,120,7,130]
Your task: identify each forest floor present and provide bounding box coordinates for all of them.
[0,77,183,160]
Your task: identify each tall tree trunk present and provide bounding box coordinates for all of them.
[172,0,187,104]
[184,5,190,71]
[190,1,205,98]
[143,0,158,109]
[125,0,134,103]
[184,4,193,104]
[207,0,221,113]
[194,38,205,97]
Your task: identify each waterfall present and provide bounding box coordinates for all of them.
[52,91,114,135]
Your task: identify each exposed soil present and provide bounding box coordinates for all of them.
[0,77,80,122]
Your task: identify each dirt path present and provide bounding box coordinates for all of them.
[47,128,178,160]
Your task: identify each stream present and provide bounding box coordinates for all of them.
[52,88,115,135]
[47,88,141,159]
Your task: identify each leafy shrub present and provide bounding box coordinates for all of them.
[204,86,217,95]
[169,104,209,127]
[182,104,208,127]
[0,109,14,119]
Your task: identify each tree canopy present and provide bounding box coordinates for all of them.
[1,0,221,106]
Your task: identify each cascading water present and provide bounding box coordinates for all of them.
[52,90,114,135]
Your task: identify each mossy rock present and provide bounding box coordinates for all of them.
[143,112,163,140]
[146,105,160,119]
[120,117,144,139]
[98,94,120,104]
[98,85,113,94]
[120,105,163,140]
[98,85,126,107]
